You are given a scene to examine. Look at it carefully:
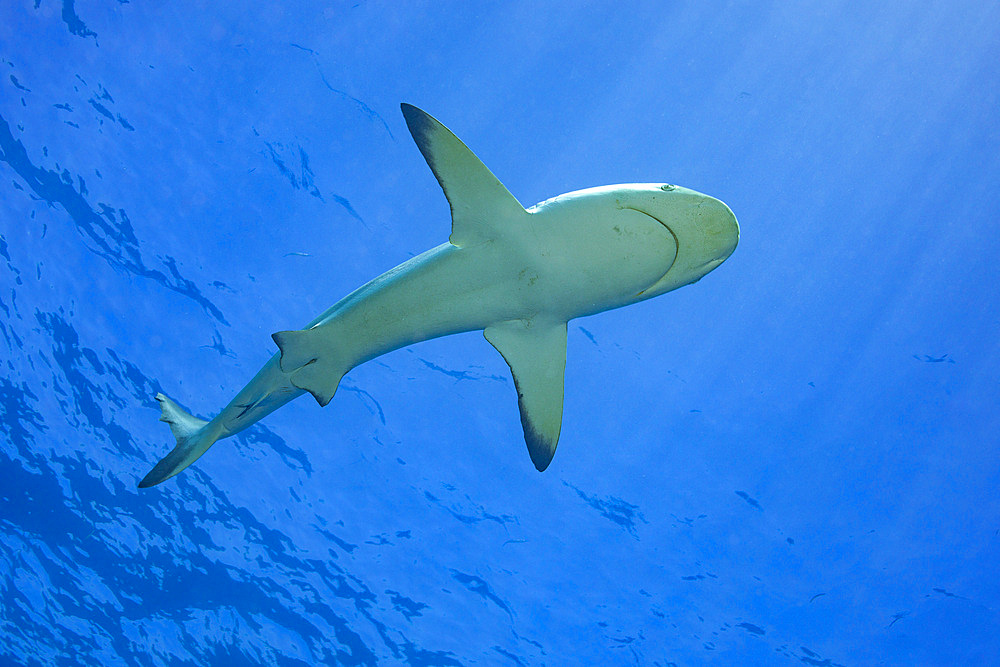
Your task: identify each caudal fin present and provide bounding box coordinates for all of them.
[138,393,222,488]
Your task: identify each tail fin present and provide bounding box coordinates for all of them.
[138,393,222,488]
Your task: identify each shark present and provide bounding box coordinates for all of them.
[138,104,739,488]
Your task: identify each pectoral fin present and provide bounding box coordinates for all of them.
[484,320,568,471]
[401,103,526,247]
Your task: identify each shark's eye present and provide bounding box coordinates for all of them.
[660,184,676,191]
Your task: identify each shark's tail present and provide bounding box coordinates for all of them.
[138,393,224,488]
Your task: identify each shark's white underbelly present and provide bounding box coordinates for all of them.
[315,205,675,372]
[312,242,523,370]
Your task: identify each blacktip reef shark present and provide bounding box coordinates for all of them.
[138,104,738,488]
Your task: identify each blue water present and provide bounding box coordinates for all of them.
[2,2,999,665]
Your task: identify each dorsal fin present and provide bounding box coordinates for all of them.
[401,103,526,247]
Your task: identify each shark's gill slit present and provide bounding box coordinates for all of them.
[625,206,679,297]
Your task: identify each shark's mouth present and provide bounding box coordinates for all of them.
[625,206,679,296]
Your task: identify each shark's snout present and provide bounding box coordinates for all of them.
[623,188,739,298]
[702,196,739,265]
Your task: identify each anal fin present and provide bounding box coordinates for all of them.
[484,319,567,471]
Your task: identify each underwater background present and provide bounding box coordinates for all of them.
[2,1,999,665]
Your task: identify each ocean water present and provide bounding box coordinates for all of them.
[2,2,999,665]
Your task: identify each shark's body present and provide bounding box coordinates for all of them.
[139,104,738,488]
